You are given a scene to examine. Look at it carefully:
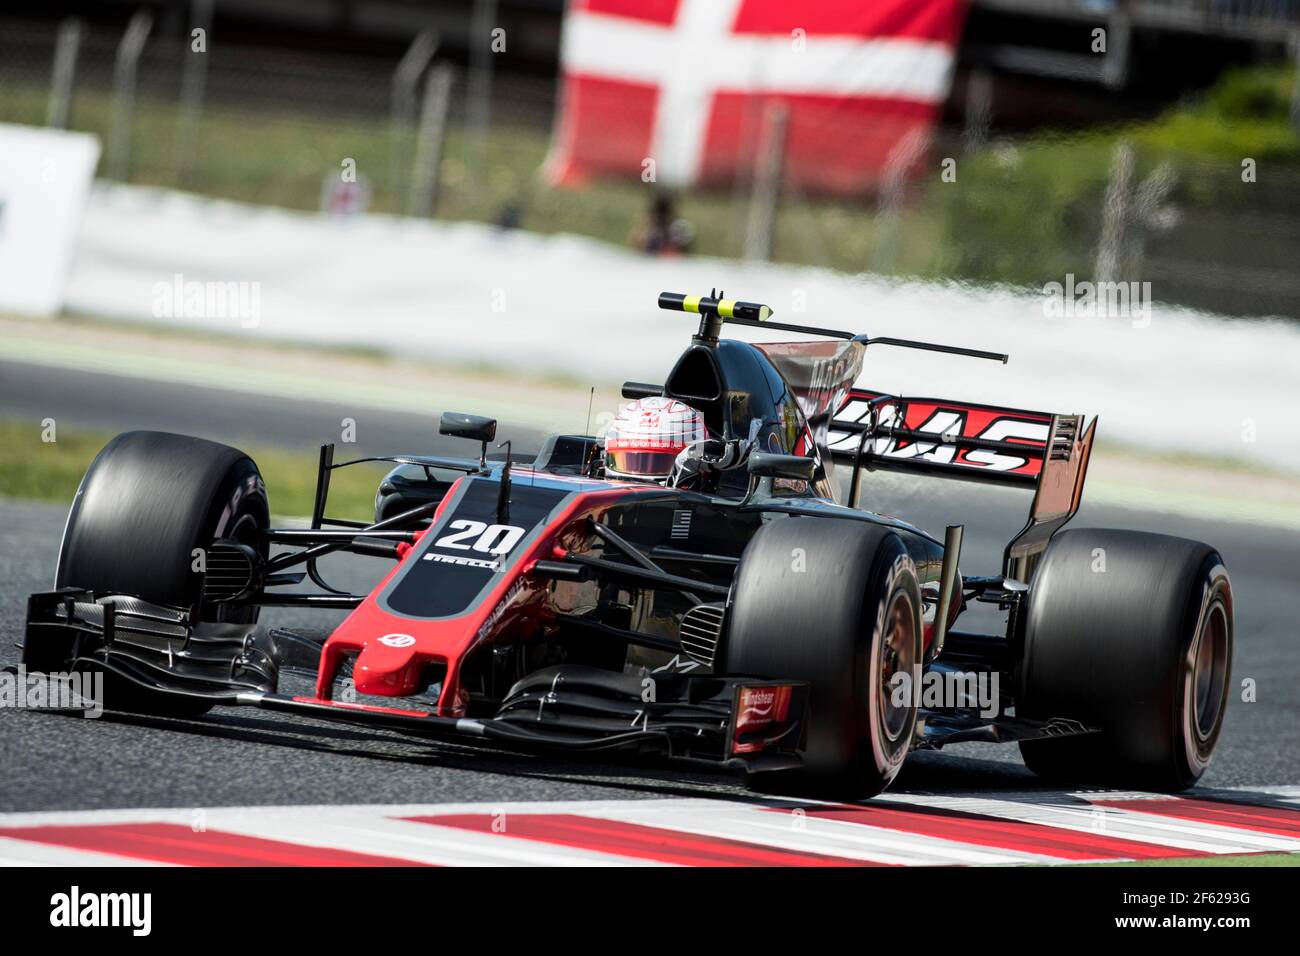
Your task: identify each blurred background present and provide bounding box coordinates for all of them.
[2,0,1299,313]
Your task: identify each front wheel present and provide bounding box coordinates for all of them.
[722,517,923,797]
[1018,529,1233,791]
[55,430,270,716]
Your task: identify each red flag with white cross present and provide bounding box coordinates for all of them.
[545,0,970,194]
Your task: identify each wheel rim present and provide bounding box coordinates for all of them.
[877,589,917,744]
[1190,598,1229,743]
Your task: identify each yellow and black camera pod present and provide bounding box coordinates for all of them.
[657,289,1008,362]
[657,290,772,345]
[657,292,773,322]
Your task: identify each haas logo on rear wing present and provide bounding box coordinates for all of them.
[831,388,1098,581]
[829,389,1060,487]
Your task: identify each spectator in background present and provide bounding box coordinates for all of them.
[493,202,522,231]
[633,192,695,256]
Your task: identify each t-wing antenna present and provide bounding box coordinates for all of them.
[657,290,1010,364]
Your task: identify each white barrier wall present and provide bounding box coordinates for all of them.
[0,124,100,315]
[64,183,1300,470]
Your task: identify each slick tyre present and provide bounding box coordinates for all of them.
[56,431,270,717]
[1018,529,1232,791]
[723,517,923,798]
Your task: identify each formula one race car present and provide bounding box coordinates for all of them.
[19,292,1234,796]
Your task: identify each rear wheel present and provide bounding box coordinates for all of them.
[1018,529,1232,791]
[723,517,923,797]
[56,430,270,716]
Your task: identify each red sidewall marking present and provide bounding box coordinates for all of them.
[0,823,431,867]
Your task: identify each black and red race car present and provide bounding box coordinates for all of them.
[20,292,1233,796]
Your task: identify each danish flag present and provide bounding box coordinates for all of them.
[546,0,969,193]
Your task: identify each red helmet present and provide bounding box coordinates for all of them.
[604,397,707,481]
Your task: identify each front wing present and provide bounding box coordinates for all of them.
[17,589,809,774]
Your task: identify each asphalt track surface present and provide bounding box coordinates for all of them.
[1,360,1297,813]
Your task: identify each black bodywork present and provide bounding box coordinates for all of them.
[19,293,1101,778]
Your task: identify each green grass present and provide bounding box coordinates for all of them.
[0,419,384,522]
[1079,852,1300,867]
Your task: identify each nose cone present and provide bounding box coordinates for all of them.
[353,637,425,696]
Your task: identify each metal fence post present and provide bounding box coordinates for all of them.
[963,66,992,152]
[872,127,929,274]
[107,10,154,182]
[408,64,455,218]
[390,31,439,209]
[1101,6,1132,90]
[1095,140,1134,284]
[465,0,499,194]
[175,0,214,186]
[1290,29,1300,132]
[742,103,789,262]
[47,18,83,129]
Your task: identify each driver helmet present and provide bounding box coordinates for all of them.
[604,397,707,482]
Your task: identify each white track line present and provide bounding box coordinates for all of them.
[876,794,1300,855]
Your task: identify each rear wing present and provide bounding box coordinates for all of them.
[829,389,1055,488]
[830,388,1097,578]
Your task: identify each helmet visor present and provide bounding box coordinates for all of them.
[606,449,679,479]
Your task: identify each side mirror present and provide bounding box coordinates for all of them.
[747,452,815,482]
[439,412,497,444]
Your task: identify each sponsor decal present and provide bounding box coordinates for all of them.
[652,654,700,674]
[377,634,416,648]
[830,393,1050,476]
[735,685,792,730]
[476,579,529,640]
[423,553,499,569]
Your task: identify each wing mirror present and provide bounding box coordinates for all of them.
[439,412,497,443]
[747,452,815,482]
[439,412,498,470]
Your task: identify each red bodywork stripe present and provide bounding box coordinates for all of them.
[784,803,1208,861]
[402,813,885,867]
[0,823,430,867]
[1092,797,1300,840]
